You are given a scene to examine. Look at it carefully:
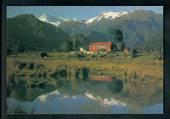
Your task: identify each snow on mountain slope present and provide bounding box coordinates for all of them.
[38,12,128,27]
[38,14,69,27]
[85,11,128,24]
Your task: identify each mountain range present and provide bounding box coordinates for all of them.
[7,14,69,52]
[7,10,163,53]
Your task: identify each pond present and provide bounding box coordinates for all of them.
[7,75,163,114]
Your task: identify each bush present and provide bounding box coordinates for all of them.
[154,51,163,60]
[131,49,138,58]
[40,52,48,58]
[17,62,27,70]
[36,64,44,69]
[91,54,97,59]
[27,62,35,70]
[74,52,85,59]
[99,52,106,58]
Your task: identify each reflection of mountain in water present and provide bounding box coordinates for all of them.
[7,73,163,113]
[7,88,163,114]
[7,90,127,114]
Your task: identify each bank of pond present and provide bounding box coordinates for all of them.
[7,57,163,114]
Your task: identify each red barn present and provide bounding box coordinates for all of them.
[89,42,113,52]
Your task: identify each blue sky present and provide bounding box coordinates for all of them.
[7,6,163,20]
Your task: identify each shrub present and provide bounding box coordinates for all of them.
[130,49,138,58]
[154,51,163,60]
[91,54,97,59]
[75,53,85,59]
[40,52,48,58]
[36,64,44,69]
[27,62,35,70]
[17,62,27,70]
[99,53,106,58]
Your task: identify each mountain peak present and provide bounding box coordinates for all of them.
[39,13,56,22]
[38,14,69,27]
[85,11,128,24]
[14,14,37,19]
[101,11,128,17]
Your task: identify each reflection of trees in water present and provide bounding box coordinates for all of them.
[82,68,89,81]
[75,67,89,81]
[51,65,90,82]
[8,65,162,107]
[51,65,68,79]
[109,77,123,93]
[8,77,58,101]
[8,77,27,99]
[118,79,163,107]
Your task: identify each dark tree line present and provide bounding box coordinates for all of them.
[111,29,125,51]
[59,33,87,52]
[7,39,25,55]
[7,29,125,54]
[7,27,162,57]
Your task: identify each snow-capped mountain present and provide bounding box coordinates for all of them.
[38,14,69,27]
[85,11,128,24]
[38,12,129,27]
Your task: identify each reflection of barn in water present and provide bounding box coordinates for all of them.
[90,76,113,82]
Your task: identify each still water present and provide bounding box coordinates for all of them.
[7,75,163,114]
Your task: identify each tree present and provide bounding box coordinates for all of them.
[72,34,87,51]
[60,39,73,52]
[143,31,163,52]
[7,39,25,55]
[112,43,118,52]
[73,38,80,51]
[116,41,125,51]
[111,29,123,42]
[110,28,125,51]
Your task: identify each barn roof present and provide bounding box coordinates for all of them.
[90,42,112,46]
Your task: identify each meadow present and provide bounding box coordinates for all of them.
[7,51,163,83]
